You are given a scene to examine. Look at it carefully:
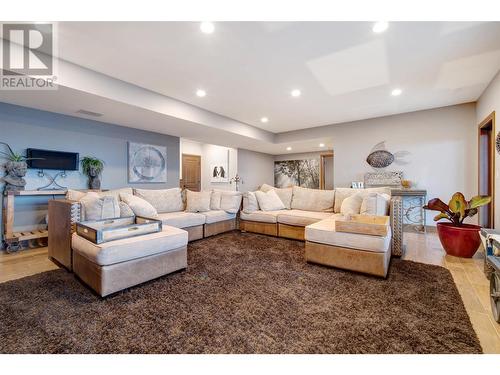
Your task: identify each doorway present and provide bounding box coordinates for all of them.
[320,152,334,190]
[478,111,496,228]
[181,154,201,191]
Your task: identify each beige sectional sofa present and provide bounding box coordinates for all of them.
[240,184,403,257]
[48,187,241,271]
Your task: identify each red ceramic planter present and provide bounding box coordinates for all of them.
[436,222,481,258]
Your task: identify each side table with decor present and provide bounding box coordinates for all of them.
[486,236,500,322]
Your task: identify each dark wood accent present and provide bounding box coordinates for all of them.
[278,223,305,240]
[204,219,236,237]
[181,154,201,191]
[478,111,496,228]
[319,152,334,190]
[239,220,278,236]
[48,200,75,270]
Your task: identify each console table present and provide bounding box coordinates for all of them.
[2,189,67,253]
[391,189,427,232]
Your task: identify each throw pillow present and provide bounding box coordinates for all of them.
[334,187,391,213]
[255,190,286,211]
[291,186,334,212]
[210,190,222,210]
[66,189,87,202]
[134,188,183,213]
[120,193,158,218]
[80,192,120,221]
[360,193,390,216]
[220,191,243,213]
[260,183,293,209]
[97,188,133,201]
[340,193,364,216]
[242,191,259,213]
[185,190,211,213]
[119,201,135,217]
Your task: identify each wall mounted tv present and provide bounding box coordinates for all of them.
[27,149,79,171]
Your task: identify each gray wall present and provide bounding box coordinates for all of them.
[237,148,274,191]
[0,102,180,243]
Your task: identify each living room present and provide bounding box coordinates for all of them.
[1,0,500,372]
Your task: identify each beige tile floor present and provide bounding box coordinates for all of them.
[1,231,499,353]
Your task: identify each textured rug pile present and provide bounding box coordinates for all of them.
[0,232,481,353]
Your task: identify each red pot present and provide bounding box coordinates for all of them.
[436,222,481,258]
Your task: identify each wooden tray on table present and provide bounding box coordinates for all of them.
[335,215,390,237]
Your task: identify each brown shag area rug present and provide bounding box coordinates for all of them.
[0,232,481,354]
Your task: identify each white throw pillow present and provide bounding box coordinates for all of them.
[80,192,120,221]
[98,188,133,201]
[340,193,364,215]
[134,188,184,213]
[255,190,286,211]
[360,193,390,216]
[185,190,211,213]
[220,191,243,213]
[66,189,87,202]
[210,190,222,210]
[291,186,334,212]
[119,201,135,217]
[260,183,293,209]
[120,193,158,218]
[334,187,391,213]
[242,191,259,213]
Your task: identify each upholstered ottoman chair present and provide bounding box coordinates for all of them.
[304,218,392,277]
[72,226,188,296]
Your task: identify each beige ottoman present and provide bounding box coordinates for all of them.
[305,218,392,277]
[72,226,188,297]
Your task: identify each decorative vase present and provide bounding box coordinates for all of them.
[436,222,481,258]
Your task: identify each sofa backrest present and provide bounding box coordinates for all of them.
[290,186,335,212]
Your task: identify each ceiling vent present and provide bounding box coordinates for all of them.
[76,109,103,117]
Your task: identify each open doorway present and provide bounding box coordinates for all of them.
[320,152,334,190]
[478,111,496,228]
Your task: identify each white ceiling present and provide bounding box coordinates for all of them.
[54,21,500,132]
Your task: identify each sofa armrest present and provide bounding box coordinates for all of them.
[48,199,82,270]
[390,196,404,257]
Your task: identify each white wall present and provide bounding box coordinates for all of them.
[238,149,274,191]
[476,71,500,229]
[180,139,238,191]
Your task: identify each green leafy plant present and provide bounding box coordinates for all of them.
[423,192,491,226]
[0,142,41,162]
[81,156,105,176]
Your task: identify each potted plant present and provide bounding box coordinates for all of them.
[0,142,41,192]
[423,192,491,258]
[81,156,105,190]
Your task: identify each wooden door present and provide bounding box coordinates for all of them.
[181,154,201,191]
[478,112,495,228]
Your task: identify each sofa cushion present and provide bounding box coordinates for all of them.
[203,210,237,224]
[277,210,333,227]
[340,193,364,215]
[66,189,87,202]
[72,226,188,266]
[157,211,206,228]
[360,193,391,216]
[220,191,243,214]
[255,190,286,211]
[98,188,134,201]
[240,210,285,224]
[134,188,183,213]
[242,191,259,213]
[260,183,293,209]
[291,186,334,212]
[305,217,391,253]
[334,187,392,213]
[185,190,211,213]
[80,192,120,221]
[120,193,158,218]
[210,190,222,210]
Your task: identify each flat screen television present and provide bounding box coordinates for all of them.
[27,148,79,171]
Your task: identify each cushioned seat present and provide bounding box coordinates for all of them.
[72,225,188,266]
[277,210,334,227]
[240,210,286,223]
[202,210,236,224]
[305,217,391,253]
[156,211,206,228]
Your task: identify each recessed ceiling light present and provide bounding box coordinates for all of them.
[319,143,325,147]
[391,88,402,96]
[200,22,215,34]
[373,21,389,33]
[196,89,207,97]
[291,89,301,97]
[286,146,292,151]
[260,117,269,123]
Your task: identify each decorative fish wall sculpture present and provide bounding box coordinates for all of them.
[366,141,409,169]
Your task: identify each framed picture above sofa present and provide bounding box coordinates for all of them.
[274,159,320,189]
[128,142,167,183]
